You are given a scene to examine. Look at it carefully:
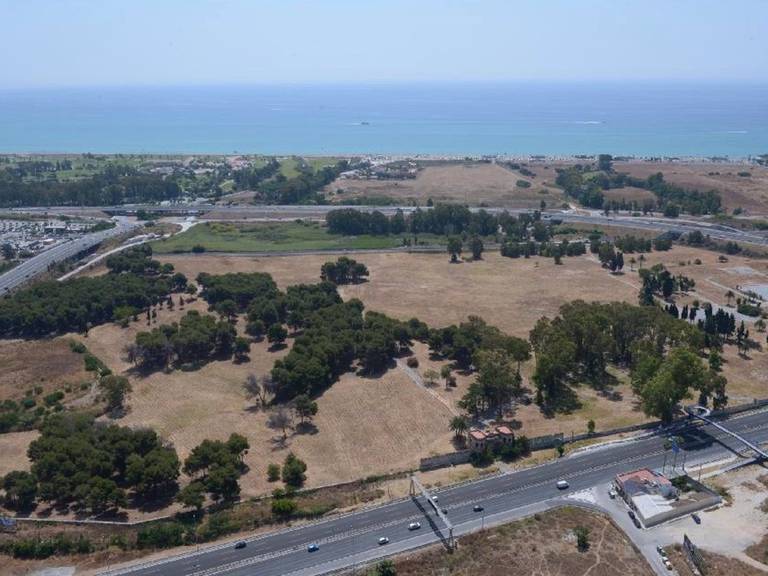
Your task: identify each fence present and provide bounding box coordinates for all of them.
[683,533,707,575]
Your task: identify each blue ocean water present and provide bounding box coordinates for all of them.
[0,83,766,156]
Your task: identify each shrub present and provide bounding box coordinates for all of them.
[406,357,419,368]
[136,522,186,550]
[267,463,281,482]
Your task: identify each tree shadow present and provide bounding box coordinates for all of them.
[233,354,251,364]
[293,422,319,436]
[268,342,288,353]
[131,488,179,513]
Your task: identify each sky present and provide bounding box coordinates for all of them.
[1,0,766,89]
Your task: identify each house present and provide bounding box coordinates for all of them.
[468,426,515,452]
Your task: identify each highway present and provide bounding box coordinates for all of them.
[0,220,136,294]
[15,203,768,247]
[102,408,768,576]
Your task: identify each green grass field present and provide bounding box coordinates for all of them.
[150,221,418,253]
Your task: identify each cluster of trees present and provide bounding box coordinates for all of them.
[501,239,586,261]
[177,433,249,506]
[232,159,280,190]
[631,347,726,423]
[530,301,705,413]
[638,265,696,304]
[428,316,531,371]
[320,257,369,284]
[0,271,180,338]
[613,235,654,253]
[0,166,181,207]
[2,414,181,513]
[246,281,343,339]
[271,299,426,399]
[596,243,625,272]
[555,162,722,215]
[130,311,237,369]
[256,161,351,204]
[197,272,280,311]
[327,205,557,240]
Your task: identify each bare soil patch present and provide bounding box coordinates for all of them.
[392,506,652,576]
[327,162,566,208]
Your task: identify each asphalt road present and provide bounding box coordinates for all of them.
[102,408,768,576]
[0,221,136,293]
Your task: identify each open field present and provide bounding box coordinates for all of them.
[614,161,768,215]
[326,162,567,208]
[391,506,652,576]
[150,221,407,254]
[0,337,91,402]
[158,245,768,403]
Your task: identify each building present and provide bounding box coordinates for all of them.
[468,426,515,452]
[615,468,720,527]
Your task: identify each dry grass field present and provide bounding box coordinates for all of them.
[614,161,768,215]
[392,506,653,576]
[326,162,567,208]
[0,338,90,402]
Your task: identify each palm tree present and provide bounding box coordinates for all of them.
[449,416,469,442]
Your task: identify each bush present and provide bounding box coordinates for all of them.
[136,522,186,550]
[574,526,590,551]
[68,340,87,353]
[267,463,281,482]
[406,357,419,368]
[271,498,297,517]
[192,244,206,253]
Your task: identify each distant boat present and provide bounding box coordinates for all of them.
[360,121,370,126]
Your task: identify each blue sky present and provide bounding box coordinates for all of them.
[2,0,766,88]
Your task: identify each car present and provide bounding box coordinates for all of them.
[656,545,667,557]
[692,513,701,524]
[408,522,421,531]
[473,504,484,512]
[664,560,673,571]
[608,489,617,499]
[431,495,438,502]
[378,537,389,545]
[556,480,569,490]
[628,510,636,520]
[633,517,642,529]
[308,543,319,552]
[234,541,247,549]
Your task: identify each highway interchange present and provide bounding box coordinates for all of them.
[0,218,136,293]
[102,408,768,576]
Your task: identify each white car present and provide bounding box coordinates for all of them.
[408,522,421,531]
[431,495,438,502]
[378,537,390,545]
[556,480,569,490]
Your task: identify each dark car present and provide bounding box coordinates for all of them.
[628,510,636,521]
[234,541,247,549]
[308,543,319,552]
[473,504,484,512]
[692,513,701,524]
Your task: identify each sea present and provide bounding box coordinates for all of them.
[0,82,767,157]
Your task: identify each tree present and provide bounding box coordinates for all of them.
[449,415,469,442]
[440,365,455,389]
[267,408,292,439]
[244,373,267,408]
[637,348,707,424]
[469,236,484,260]
[234,337,250,361]
[1,242,17,260]
[205,464,240,501]
[2,471,37,510]
[422,368,440,387]
[447,236,462,262]
[475,350,522,417]
[282,452,307,488]
[176,481,205,512]
[100,375,132,413]
[587,419,595,435]
[267,323,288,346]
[574,526,590,551]
[293,394,318,424]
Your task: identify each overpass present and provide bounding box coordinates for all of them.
[686,405,768,460]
